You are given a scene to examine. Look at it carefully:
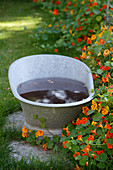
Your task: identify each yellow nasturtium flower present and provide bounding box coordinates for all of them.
[92,121,97,126]
[103,49,109,57]
[69,30,72,34]
[82,1,85,4]
[48,24,52,27]
[91,34,96,40]
[70,10,74,15]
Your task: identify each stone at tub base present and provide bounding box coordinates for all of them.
[24,121,62,138]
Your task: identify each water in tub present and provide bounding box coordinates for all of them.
[17,78,89,104]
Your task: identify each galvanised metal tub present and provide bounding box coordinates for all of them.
[8,54,94,136]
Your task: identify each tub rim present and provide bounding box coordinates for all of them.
[8,54,94,108]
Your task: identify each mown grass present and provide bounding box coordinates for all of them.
[0,0,52,117]
[0,0,76,169]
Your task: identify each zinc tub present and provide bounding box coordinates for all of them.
[8,54,94,136]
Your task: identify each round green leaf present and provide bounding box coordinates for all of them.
[96,16,102,22]
[47,141,54,149]
[40,122,45,128]
[97,162,105,169]
[96,153,107,162]
[79,158,86,166]
[40,117,46,123]
[33,114,37,120]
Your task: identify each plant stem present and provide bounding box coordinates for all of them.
[106,0,110,26]
[107,0,110,11]
[37,117,55,137]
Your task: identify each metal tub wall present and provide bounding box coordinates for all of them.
[8,54,94,136]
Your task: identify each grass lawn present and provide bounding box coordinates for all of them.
[0,0,52,117]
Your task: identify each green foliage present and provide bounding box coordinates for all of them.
[59,25,113,169]
[32,0,113,53]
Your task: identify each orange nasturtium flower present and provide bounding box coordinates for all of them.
[87,38,92,44]
[53,9,59,15]
[80,52,86,59]
[100,72,110,83]
[101,108,108,115]
[99,38,105,44]
[82,106,89,116]
[42,143,47,151]
[91,34,96,40]
[63,141,67,148]
[87,135,94,141]
[48,24,52,27]
[82,1,85,4]
[54,48,58,53]
[22,132,27,138]
[103,49,109,57]
[35,131,39,138]
[77,135,83,141]
[91,121,97,126]
[81,117,87,124]
[105,122,111,130]
[69,29,72,34]
[107,88,113,96]
[97,122,103,128]
[92,154,97,159]
[91,129,97,135]
[37,130,43,136]
[110,47,113,52]
[93,2,97,6]
[76,118,82,125]
[72,42,75,46]
[70,10,74,15]
[94,150,104,155]
[73,151,80,158]
[82,144,91,153]
[107,143,113,149]
[82,46,87,51]
[86,161,88,167]
[91,100,97,110]
[22,126,28,133]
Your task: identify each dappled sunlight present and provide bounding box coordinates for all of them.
[0,16,42,40]
[0,32,12,40]
[0,16,42,30]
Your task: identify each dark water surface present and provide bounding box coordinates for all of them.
[17,78,89,104]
